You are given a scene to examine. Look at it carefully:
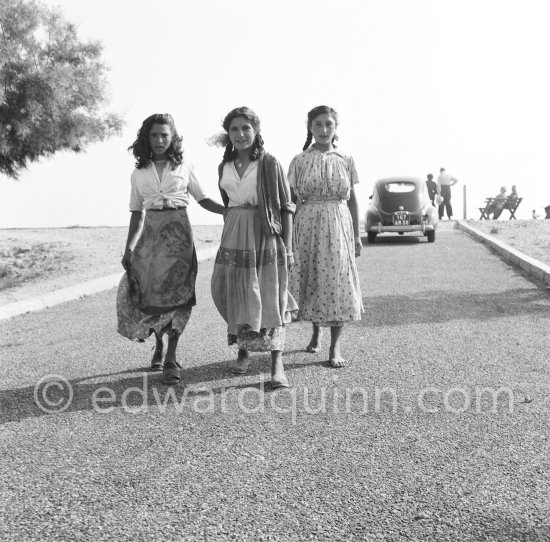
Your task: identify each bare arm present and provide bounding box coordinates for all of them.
[281,209,294,267]
[450,176,458,186]
[347,186,362,257]
[122,211,144,270]
[281,210,293,250]
[198,198,225,215]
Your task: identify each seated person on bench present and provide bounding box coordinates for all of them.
[506,185,519,207]
[490,186,508,219]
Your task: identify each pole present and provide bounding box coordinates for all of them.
[463,184,467,220]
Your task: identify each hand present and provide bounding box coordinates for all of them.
[355,238,362,257]
[222,208,229,222]
[286,252,295,268]
[284,246,294,268]
[121,247,132,271]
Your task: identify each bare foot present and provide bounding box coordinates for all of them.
[306,326,323,353]
[271,373,290,389]
[271,360,290,389]
[231,348,250,374]
[270,351,290,388]
[328,346,347,368]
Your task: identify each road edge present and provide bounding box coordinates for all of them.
[0,246,219,321]
[455,220,550,288]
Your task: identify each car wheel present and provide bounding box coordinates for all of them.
[426,230,435,243]
[367,232,377,244]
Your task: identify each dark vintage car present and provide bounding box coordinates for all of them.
[364,176,438,243]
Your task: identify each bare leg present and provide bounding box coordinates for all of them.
[329,326,346,368]
[231,347,250,374]
[306,323,323,353]
[163,330,182,385]
[271,350,290,388]
[151,332,164,371]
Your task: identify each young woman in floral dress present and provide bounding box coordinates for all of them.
[288,105,363,367]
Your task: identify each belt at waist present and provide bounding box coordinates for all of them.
[148,206,186,212]
[228,204,258,209]
[302,196,345,204]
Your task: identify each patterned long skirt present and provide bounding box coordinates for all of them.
[117,208,196,340]
[211,206,298,351]
[291,199,363,326]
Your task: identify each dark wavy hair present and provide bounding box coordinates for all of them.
[128,113,183,169]
[302,105,339,151]
[221,106,265,165]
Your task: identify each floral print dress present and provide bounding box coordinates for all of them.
[288,147,363,326]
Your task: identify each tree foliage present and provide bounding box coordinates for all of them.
[0,0,123,178]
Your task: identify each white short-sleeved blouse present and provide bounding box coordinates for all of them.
[129,161,207,212]
[219,161,259,207]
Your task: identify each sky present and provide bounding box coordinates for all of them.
[1,0,550,228]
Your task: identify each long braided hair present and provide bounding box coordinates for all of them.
[220,107,265,165]
[128,113,183,169]
[302,105,339,151]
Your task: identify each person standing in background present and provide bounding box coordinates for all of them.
[426,173,437,205]
[436,167,458,219]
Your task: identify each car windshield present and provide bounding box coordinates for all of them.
[384,182,416,193]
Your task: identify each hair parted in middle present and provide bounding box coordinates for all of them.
[303,105,339,151]
[128,113,183,170]
[217,106,265,164]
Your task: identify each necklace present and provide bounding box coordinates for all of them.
[236,156,248,169]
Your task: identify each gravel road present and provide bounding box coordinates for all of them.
[1,223,549,541]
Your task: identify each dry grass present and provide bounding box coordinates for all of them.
[466,219,550,266]
[0,225,223,305]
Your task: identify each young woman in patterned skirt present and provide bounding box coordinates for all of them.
[210,107,297,388]
[118,113,224,385]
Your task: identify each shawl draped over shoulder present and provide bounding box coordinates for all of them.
[218,152,296,236]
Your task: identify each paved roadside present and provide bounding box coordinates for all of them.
[1,225,550,541]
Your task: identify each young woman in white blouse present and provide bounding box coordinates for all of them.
[117,113,224,385]
[210,107,297,388]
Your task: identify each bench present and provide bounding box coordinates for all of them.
[479,197,522,220]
